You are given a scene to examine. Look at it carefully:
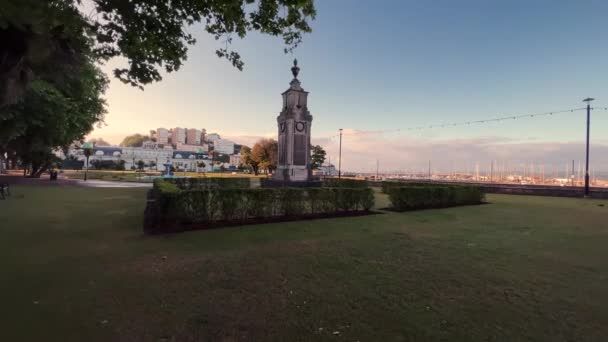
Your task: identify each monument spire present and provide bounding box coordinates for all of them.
[275,58,313,183]
[291,59,300,79]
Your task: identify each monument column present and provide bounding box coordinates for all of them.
[274,59,313,182]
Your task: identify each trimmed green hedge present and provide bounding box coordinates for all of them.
[154,177,250,190]
[322,178,369,188]
[381,181,439,194]
[145,181,375,233]
[387,185,484,211]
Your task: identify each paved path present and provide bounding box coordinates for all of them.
[0,174,152,188]
[0,174,77,186]
[75,179,152,188]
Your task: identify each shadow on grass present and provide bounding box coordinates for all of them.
[378,201,490,212]
[147,210,385,235]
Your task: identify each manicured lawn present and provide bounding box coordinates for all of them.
[1,186,608,341]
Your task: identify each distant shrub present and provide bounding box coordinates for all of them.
[153,178,180,193]
[387,185,484,211]
[145,180,375,234]
[90,160,125,170]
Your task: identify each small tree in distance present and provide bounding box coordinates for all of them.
[120,134,150,147]
[240,146,259,175]
[310,145,326,170]
[197,161,206,173]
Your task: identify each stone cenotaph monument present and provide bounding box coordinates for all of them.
[273,59,313,182]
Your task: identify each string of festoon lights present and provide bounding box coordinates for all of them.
[318,106,608,140]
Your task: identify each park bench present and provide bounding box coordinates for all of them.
[0,183,9,200]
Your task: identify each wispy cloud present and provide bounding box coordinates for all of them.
[93,130,608,174]
[222,130,608,173]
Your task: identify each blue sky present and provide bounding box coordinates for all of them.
[92,0,608,171]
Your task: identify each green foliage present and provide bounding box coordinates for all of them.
[308,188,337,214]
[359,188,375,211]
[90,160,125,170]
[148,182,375,231]
[153,179,181,194]
[381,181,437,194]
[120,134,150,147]
[252,138,278,174]
[0,0,92,107]
[217,189,245,221]
[0,60,108,176]
[323,178,369,188]
[278,188,306,216]
[245,189,277,218]
[310,145,326,170]
[387,185,485,211]
[240,145,259,175]
[1,0,316,105]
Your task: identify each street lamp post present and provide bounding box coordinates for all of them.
[338,128,343,179]
[82,142,92,181]
[583,98,594,197]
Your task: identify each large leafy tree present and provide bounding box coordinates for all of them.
[0,61,108,176]
[1,0,316,107]
[240,145,259,175]
[252,138,277,174]
[0,1,94,107]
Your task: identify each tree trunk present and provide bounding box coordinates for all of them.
[28,161,45,178]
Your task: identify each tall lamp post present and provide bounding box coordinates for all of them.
[82,142,92,181]
[583,98,594,197]
[338,128,343,179]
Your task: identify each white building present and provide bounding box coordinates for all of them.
[65,143,247,173]
[120,146,173,170]
[175,143,209,152]
[171,150,212,172]
[142,141,172,149]
[186,128,202,145]
[214,139,235,154]
[317,164,337,176]
[229,154,242,167]
[68,145,172,171]
[171,127,186,144]
[156,128,169,144]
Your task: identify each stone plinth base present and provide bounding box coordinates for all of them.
[274,166,310,182]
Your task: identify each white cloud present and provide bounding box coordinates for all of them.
[309,133,608,173]
[92,129,608,174]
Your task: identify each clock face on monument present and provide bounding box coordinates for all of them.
[295,121,306,133]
